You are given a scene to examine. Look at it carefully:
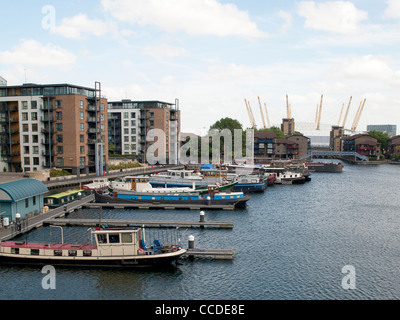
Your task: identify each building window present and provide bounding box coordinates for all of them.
[23,146,30,154]
[56,146,63,154]
[56,123,63,131]
[23,124,29,132]
[25,198,29,208]
[33,196,36,205]
[100,124,105,132]
[31,123,38,132]
[31,101,37,109]
[80,123,84,132]
[56,134,63,143]
[56,157,64,166]
[131,120,136,126]
[124,120,129,126]
[80,157,85,166]
[79,100,84,109]
[32,146,39,154]
[55,111,62,120]
[55,100,62,108]
[24,157,30,165]
[131,112,136,118]
[124,112,129,119]
[23,135,29,143]
[33,157,39,165]
[22,101,28,109]
[32,135,38,143]
[80,134,84,142]
[31,112,37,121]
[124,128,129,135]
[80,146,85,154]
[79,112,84,120]
[22,112,28,121]
[149,120,154,126]
[131,128,136,134]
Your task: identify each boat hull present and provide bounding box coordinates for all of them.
[307,162,343,173]
[232,182,266,193]
[95,191,249,208]
[0,249,187,268]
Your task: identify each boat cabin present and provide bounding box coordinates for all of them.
[44,189,87,208]
[200,169,228,179]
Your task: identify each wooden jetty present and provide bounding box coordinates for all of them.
[84,203,235,211]
[44,218,234,229]
[185,248,235,260]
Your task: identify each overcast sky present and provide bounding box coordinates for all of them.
[1,0,399,135]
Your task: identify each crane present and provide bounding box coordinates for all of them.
[351,98,366,131]
[244,98,257,129]
[264,103,271,127]
[316,94,323,130]
[315,103,319,124]
[342,96,352,128]
[351,100,363,131]
[258,96,266,129]
[337,103,345,126]
[286,94,291,119]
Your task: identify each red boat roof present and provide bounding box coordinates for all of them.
[0,241,97,250]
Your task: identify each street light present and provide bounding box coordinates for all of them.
[50,225,64,244]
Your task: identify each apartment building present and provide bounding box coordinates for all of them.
[108,99,180,163]
[342,134,381,158]
[0,82,108,175]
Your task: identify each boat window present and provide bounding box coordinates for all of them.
[97,234,108,244]
[83,250,92,256]
[31,249,40,255]
[68,250,77,256]
[54,250,63,256]
[11,247,19,254]
[121,233,133,243]
[109,233,120,243]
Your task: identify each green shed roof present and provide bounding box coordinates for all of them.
[0,179,49,202]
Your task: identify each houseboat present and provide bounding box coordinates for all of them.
[306,162,343,173]
[44,189,87,208]
[82,178,110,191]
[149,168,237,191]
[232,175,267,193]
[98,176,249,208]
[0,226,186,267]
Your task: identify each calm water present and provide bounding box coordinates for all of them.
[1,163,399,300]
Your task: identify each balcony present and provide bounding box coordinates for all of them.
[87,128,100,134]
[41,128,54,134]
[40,116,54,122]
[87,117,100,123]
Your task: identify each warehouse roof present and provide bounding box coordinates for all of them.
[0,179,48,202]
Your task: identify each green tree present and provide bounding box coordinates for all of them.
[368,130,390,154]
[256,126,285,139]
[209,117,243,133]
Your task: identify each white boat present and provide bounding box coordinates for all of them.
[82,178,110,191]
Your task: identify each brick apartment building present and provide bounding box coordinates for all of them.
[0,82,108,175]
[342,134,381,158]
[108,99,180,164]
[254,131,310,162]
[387,135,400,157]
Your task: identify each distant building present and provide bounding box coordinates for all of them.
[342,134,381,158]
[107,100,180,164]
[253,131,310,162]
[330,126,344,151]
[0,178,48,222]
[387,135,400,157]
[0,82,108,176]
[367,124,397,137]
[287,134,311,159]
[281,118,295,136]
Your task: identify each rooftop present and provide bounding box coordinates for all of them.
[0,178,49,202]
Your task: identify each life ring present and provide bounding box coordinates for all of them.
[223,177,227,181]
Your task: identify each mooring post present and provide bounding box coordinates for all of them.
[199,211,205,229]
[188,235,194,249]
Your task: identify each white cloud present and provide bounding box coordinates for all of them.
[50,14,117,39]
[101,0,268,39]
[297,1,368,34]
[0,39,76,68]
[331,55,400,87]
[384,0,400,19]
[277,10,293,33]
[142,44,190,60]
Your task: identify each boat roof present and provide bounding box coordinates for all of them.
[0,241,96,250]
[47,189,84,199]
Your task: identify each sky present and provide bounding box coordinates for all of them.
[1,0,400,136]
